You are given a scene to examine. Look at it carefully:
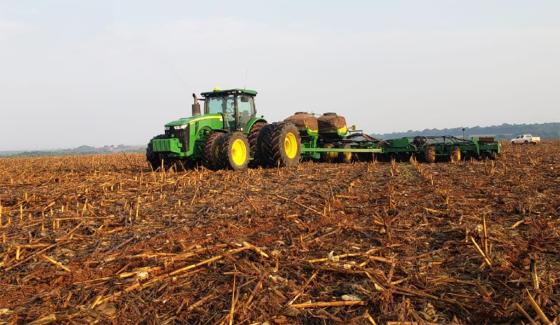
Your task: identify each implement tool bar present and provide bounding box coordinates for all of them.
[301,148,383,153]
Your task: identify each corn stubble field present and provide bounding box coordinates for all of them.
[0,142,559,324]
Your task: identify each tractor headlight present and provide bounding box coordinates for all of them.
[174,125,187,130]
[164,126,171,131]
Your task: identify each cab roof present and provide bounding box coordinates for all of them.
[201,88,258,97]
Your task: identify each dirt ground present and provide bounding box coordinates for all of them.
[0,142,559,324]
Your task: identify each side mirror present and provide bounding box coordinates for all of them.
[240,96,249,103]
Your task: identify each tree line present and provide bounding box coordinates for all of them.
[374,122,560,140]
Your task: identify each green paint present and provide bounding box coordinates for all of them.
[244,117,267,135]
[148,88,502,169]
[152,138,183,154]
[201,88,258,97]
[302,147,383,153]
[165,114,223,128]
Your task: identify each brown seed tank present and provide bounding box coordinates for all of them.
[284,112,319,134]
[318,112,347,136]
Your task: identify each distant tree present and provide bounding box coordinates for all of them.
[374,122,560,140]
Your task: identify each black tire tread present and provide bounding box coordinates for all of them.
[146,134,166,170]
[425,146,436,163]
[248,122,267,166]
[219,131,250,170]
[203,132,225,170]
[258,122,301,168]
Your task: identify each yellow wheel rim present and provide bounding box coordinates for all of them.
[426,147,436,163]
[453,149,461,162]
[323,144,337,161]
[231,139,247,166]
[284,132,298,159]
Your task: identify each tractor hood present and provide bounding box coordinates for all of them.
[165,114,224,127]
[165,114,224,128]
[165,118,190,128]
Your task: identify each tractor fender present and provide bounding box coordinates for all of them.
[245,117,267,135]
[196,126,227,140]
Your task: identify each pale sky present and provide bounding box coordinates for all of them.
[0,0,559,150]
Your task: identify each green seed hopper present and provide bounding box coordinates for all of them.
[378,136,501,162]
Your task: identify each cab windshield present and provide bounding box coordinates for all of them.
[204,94,255,130]
[206,95,235,115]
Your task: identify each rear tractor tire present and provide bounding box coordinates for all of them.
[220,132,250,171]
[248,122,267,167]
[258,122,301,168]
[204,132,226,170]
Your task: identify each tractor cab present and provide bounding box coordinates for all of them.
[148,87,301,171]
[200,89,258,131]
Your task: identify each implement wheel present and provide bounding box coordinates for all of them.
[248,122,267,167]
[451,147,461,163]
[204,132,225,170]
[321,143,338,163]
[220,132,250,171]
[258,122,301,167]
[424,146,436,163]
[338,143,353,163]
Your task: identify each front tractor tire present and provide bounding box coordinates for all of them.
[258,122,301,168]
[204,132,226,170]
[147,134,165,171]
[220,132,250,171]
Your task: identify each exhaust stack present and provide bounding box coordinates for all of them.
[192,93,201,116]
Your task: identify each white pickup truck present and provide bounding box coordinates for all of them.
[511,134,541,145]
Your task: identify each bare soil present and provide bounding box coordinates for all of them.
[0,142,559,324]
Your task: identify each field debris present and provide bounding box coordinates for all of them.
[0,142,559,323]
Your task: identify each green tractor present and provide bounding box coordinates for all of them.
[146,88,302,171]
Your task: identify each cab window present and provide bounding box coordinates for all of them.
[206,96,235,114]
[237,95,254,127]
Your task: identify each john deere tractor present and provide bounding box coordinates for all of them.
[146,88,301,170]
